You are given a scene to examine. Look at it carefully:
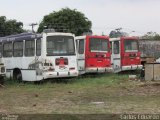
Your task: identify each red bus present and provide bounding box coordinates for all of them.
[110,37,142,73]
[76,35,113,75]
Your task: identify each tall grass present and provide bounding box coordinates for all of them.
[71,73,128,86]
[3,73,129,90]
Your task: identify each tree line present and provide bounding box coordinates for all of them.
[0,16,24,37]
[0,8,92,37]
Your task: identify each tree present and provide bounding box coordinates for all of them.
[109,29,129,38]
[38,8,92,36]
[141,31,160,40]
[0,16,24,37]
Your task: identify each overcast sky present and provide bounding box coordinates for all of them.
[0,0,160,36]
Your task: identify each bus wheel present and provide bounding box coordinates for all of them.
[17,73,22,82]
[34,80,44,84]
[0,76,4,85]
[13,68,22,82]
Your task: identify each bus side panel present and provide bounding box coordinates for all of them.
[6,70,12,79]
[78,59,85,73]
[21,70,37,81]
[96,53,111,67]
[113,58,121,71]
[121,52,141,66]
[85,56,111,68]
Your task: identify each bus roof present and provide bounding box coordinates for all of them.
[0,32,42,42]
[110,36,139,41]
[0,31,75,43]
[75,35,109,40]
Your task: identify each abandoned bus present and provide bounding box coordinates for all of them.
[0,30,78,81]
[110,37,143,73]
[76,35,113,75]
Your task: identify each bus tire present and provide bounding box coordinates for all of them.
[34,80,44,84]
[17,73,22,82]
[0,76,4,85]
[13,68,22,82]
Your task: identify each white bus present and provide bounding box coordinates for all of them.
[0,30,78,81]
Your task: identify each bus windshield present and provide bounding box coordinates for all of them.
[47,36,75,56]
[124,39,138,52]
[89,38,108,52]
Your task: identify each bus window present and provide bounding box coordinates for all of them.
[124,40,138,52]
[36,39,41,56]
[76,40,78,52]
[113,41,119,54]
[25,40,35,56]
[68,38,75,54]
[47,36,75,56]
[102,40,108,51]
[13,41,23,57]
[0,43,2,57]
[110,42,112,53]
[78,39,84,54]
[89,38,108,52]
[3,42,12,57]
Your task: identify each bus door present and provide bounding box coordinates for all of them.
[77,39,85,74]
[111,40,121,72]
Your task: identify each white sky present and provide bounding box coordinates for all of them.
[0,0,160,36]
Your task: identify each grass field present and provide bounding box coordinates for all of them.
[0,73,160,114]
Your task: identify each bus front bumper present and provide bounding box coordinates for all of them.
[85,67,113,73]
[122,65,143,71]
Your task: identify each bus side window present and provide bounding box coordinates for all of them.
[3,42,13,57]
[68,39,74,53]
[113,41,119,54]
[0,43,2,58]
[78,39,84,54]
[36,39,41,56]
[76,40,78,52]
[110,42,112,53]
[25,40,35,56]
[13,41,23,57]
